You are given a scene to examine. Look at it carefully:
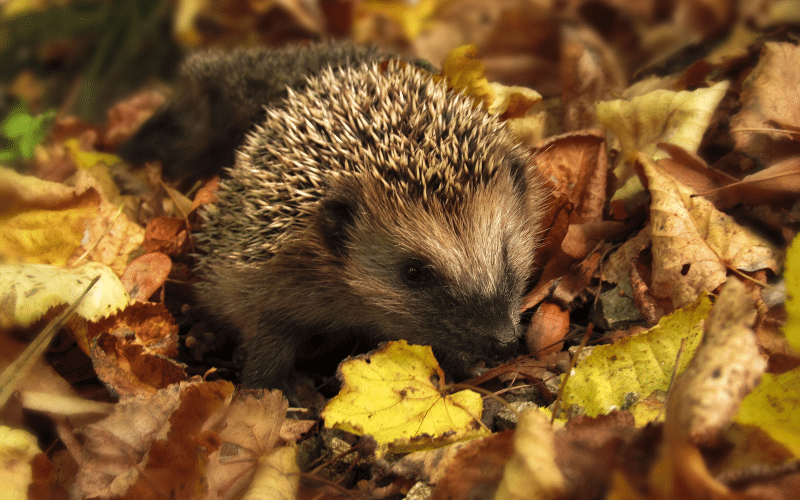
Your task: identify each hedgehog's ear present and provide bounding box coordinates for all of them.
[319,192,358,256]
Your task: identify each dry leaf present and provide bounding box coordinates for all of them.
[659,278,767,498]
[73,379,236,500]
[431,432,514,500]
[596,80,729,186]
[527,301,569,357]
[495,408,566,500]
[0,426,42,500]
[120,252,172,301]
[534,130,608,223]
[0,263,129,329]
[731,42,800,162]
[640,155,782,308]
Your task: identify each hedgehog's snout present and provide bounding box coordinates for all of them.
[487,325,520,361]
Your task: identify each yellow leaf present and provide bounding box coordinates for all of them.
[442,45,493,109]
[735,368,800,457]
[321,340,488,455]
[0,263,130,329]
[361,0,442,39]
[562,294,712,421]
[242,444,299,500]
[597,80,729,191]
[641,156,782,308]
[63,138,121,171]
[441,45,541,118]
[784,234,800,352]
[0,426,41,500]
[495,408,566,500]
[0,188,97,266]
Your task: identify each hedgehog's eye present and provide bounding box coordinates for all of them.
[401,259,434,287]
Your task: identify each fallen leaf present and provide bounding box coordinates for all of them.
[143,217,190,256]
[640,155,782,308]
[430,432,513,500]
[204,389,293,500]
[730,42,800,162]
[119,252,172,301]
[562,293,712,421]
[735,368,800,457]
[321,340,488,455]
[596,80,729,190]
[441,44,541,118]
[0,426,41,500]
[784,234,800,352]
[495,407,566,500]
[533,130,608,223]
[0,173,99,266]
[657,278,768,498]
[527,301,569,357]
[241,444,299,500]
[73,379,236,500]
[667,278,767,445]
[0,263,130,329]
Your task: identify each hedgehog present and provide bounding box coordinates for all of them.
[117,41,384,180]
[193,58,548,389]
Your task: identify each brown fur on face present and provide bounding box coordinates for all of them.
[194,59,548,388]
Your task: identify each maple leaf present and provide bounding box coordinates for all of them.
[322,340,488,455]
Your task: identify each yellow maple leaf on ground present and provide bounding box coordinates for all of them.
[562,293,712,422]
[321,340,488,455]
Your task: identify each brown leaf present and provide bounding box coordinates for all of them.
[731,42,800,163]
[431,432,514,500]
[534,130,609,223]
[120,252,172,301]
[659,278,767,499]
[638,155,782,308]
[143,216,190,256]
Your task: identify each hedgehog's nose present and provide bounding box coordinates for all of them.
[489,329,519,360]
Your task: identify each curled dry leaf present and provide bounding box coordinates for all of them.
[143,217,191,256]
[533,131,608,223]
[660,278,767,498]
[73,379,237,500]
[431,432,514,500]
[0,426,42,500]
[204,389,295,500]
[666,278,767,445]
[527,301,569,358]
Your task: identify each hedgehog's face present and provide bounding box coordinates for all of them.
[318,158,544,377]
